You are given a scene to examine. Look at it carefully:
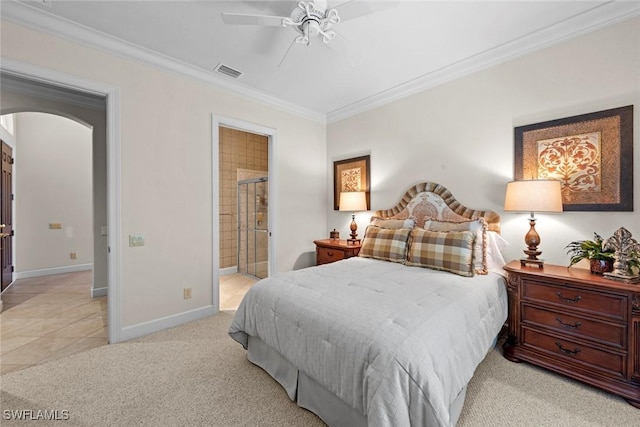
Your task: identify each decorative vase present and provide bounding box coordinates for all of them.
[590,259,613,275]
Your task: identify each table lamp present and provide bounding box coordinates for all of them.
[339,191,367,244]
[504,179,563,267]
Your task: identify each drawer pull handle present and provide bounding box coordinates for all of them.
[327,251,334,256]
[555,342,581,356]
[555,317,581,329]
[556,292,582,303]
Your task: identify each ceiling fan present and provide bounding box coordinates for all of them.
[221,0,376,66]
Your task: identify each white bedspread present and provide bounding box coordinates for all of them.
[229,257,508,427]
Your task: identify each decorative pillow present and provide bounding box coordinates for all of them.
[407,229,476,277]
[424,218,488,275]
[369,216,416,229]
[358,225,411,263]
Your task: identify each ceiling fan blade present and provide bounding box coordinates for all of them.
[327,32,361,68]
[221,13,288,27]
[332,0,396,22]
[278,38,299,68]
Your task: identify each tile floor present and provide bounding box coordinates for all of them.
[0,270,107,375]
[1,271,256,375]
[219,273,257,311]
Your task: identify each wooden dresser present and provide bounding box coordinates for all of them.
[314,239,361,265]
[503,261,640,407]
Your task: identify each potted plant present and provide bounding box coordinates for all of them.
[565,232,615,274]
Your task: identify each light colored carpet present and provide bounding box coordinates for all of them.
[1,311,638,426]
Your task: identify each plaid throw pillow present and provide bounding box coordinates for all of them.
[407,228,476,277]
[358,226,411,263]
[424,218,488,275]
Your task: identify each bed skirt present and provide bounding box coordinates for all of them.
[246,335,467,426]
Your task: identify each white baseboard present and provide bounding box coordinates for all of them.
[119,305,218,342]
[15,264,93,279]
[220,266,238,276]
[91,286,108,298]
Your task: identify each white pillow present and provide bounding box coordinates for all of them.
[486,231,509,275]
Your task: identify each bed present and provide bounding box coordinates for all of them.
[229,182,509,427]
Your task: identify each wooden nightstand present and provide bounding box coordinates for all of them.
[502,260,640,408]
[314,239,361,265]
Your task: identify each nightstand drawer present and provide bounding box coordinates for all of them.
[503,261,640,406]
[522,280,626,321]
[317,246,345,264]
[314,239,361,265]
[522,304,625,348]
[522,328,625,378]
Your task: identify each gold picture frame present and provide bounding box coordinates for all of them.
[514,106,633,211]
[333,155,370,210]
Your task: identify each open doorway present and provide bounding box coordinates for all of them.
[0,112,106,373]
[218,126,269,279]
[0,62,121,346]
[212,116,276,311]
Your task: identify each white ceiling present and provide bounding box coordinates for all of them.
[3,1,640,122]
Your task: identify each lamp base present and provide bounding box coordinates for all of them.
[346,238,361,245]
[520,217,544,268]
[520,258,544,268]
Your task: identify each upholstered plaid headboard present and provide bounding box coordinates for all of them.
[374,182,501,233]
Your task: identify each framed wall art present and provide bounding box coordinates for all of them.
[333,155,370,210]
[514,105,633,211]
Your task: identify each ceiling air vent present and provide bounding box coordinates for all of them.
[214,64,243,79]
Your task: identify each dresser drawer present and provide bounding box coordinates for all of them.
[317,247,345,265]
[522,328,625,379]
[522,304,625,348]
[522,280,627,321]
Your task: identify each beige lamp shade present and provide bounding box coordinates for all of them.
[504,180,563,214]
[339,191,367,212]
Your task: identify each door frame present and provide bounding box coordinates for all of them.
[0,141,13,292]
[211,114,277,309]
[1,58,122,344]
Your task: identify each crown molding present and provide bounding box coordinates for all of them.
[327,1,640,123]
[3,1,638,126]
[1,1,326,124]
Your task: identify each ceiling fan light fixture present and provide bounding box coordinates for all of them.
[281,0,340,45]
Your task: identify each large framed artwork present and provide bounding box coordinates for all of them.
[514,105,633,211]
[333,155,370,210]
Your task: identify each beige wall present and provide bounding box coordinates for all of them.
[14,112,93,272]
[328,16,640,267]
[1,19,326,330]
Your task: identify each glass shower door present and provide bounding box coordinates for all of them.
[237,177,268,279]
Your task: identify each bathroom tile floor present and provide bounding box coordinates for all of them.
[219,273,257,311]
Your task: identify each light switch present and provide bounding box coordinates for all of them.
[129,234,145,247]
[101,226,108,236]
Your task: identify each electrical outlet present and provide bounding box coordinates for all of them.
[129,234,145,247]
[49,223,62,229]
[70,252,77,259]
[183,288,192,299]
